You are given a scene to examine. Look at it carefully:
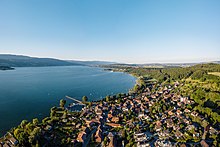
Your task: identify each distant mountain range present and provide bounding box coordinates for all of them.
[0,54,116,67]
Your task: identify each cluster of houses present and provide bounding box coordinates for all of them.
[72,82,219,146]
[1,82,219,146]
[0,133,18,147]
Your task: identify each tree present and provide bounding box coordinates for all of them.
[33,118,39,126]
[106,95,110,102]
[82,96,88,102]
[17,131,28,145]
[63,110,68,118]
[42,117,50,124]
[116,93,122,98]
[60,99,66,108]
[67,137,72,144]
[25,123,34,134]
[122,129,127,139]
[88,102,92,108]
[20,120,28,129]
[14,128,22,139]
[126,135,131,141]
[36,141,40,147]
[103,137,108,146]
[29,127,41,143]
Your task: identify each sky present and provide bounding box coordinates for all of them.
[0,0,220,64]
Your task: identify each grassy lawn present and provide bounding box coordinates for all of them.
[208,72,220,77]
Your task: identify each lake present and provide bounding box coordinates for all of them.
[0,66,136,135]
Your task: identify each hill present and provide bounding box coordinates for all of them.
[0,54,82,67]
[0,54,117,67]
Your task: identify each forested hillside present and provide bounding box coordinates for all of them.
[0,54,81,67]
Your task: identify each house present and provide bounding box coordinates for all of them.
[95,106,103,115]
[62,119,68,123]
[186,125,195,131]
[158,90,163,94]
[108,113,113,118]
[154,139,172,146]
[176,110,182,115]
[200,140,209,147]
[45,125,52,131]
[191,111,198,117]
[95,126,102,143]
[166,119,173,128]
[76,123,81,129]
[138,112,145,118]
[9,137,18,146]
[134,132,152,147]
[111,117,119,123]
[158,131,169,139]
[173,125,180,130]
[180,144,186,147]
[209,127,218,135]
[151,95,156,99]
[108,132,115,147]
[144,97,149,102]
[122,106,128,112]
[177,102,182,107]
[184,109,191,113]
[155,121,162,132]
[3,143,10,147]
[163,86,168,91]
[180,97,188,103]
[161,114,167,120]
[168,111,174,116]
[134,133,146,142]
[175,131,183,139]
[77,132,87,143]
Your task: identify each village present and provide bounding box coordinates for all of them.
[0,81,219,147]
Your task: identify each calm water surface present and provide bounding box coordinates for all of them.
[0,66,136,135]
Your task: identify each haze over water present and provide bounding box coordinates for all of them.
[0,66,136,135]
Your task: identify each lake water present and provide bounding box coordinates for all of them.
[0,66,136,135]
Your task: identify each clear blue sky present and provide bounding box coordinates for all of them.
[0,0,220,63]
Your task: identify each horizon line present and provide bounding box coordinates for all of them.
[0,53,219,65]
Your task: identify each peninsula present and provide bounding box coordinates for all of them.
[0,66,14,70]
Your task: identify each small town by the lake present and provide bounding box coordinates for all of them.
[0,0,220,147]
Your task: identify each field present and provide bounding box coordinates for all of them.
[208,72,220,77]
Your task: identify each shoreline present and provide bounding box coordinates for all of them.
[0,66,136,136]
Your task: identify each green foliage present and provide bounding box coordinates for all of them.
[20,120,28,129]
[82,96,88,102]
[103,136,108,146]
[106,95,110,102]
[60,99,66,108]
[32,118,39,126]
[191,70,207,80]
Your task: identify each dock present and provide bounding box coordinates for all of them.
[65,95,84,104]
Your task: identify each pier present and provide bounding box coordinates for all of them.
[65,95,84,104]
